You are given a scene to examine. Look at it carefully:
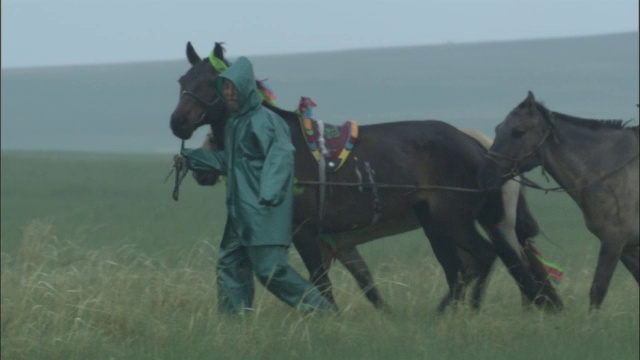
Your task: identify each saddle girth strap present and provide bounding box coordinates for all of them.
[316,119,328,232]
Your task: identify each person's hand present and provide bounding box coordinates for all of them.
[173,154,188,170]
[259,198,275,207]
[259,195,284,207]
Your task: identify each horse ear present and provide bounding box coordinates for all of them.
[525,91,536,106]
[186,41,201,65]
[213,42,226,61]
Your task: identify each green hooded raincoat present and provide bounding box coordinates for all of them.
[181,57,335,313]
[182,57,295,247]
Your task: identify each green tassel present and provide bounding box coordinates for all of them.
[209,52,228,73]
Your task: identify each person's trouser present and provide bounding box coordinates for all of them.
[216,223,336,314]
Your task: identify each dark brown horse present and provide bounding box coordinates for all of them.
[170,43,562,312]
[480,91,639,310]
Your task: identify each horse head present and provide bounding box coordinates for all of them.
[170,42,229,145]
[492,92,555,170]
[478,91,556,189]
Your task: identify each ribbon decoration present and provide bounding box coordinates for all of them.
[209,51,229,73]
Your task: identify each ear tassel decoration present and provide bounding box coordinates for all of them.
[297,96,317,118]
[209,49,276,106]
[209,51,229,73]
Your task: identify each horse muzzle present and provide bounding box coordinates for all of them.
[170,113,197,140]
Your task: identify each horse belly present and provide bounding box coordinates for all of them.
[292,183,421,248]
[581,174,639,245]
[327,184,418,223]
[325,215,421,250]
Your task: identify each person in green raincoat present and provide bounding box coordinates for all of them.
[180,56,336,314]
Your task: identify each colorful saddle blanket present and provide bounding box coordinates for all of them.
[296,97,359,172]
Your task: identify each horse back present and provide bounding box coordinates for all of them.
[291,119,503,231]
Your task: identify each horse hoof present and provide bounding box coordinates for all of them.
[534,295,563,313]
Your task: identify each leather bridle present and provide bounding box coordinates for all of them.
[180,89,223,128]
[486,127,553,180]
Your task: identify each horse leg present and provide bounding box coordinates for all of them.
[620,245,640,284]
[523,246,563,309]
[467,249,497,311]
[590,243,625,310]
[433,239,465,314]
[335,246,389,311]
[480,181,530,309]
[425,228,464,313]
[413,202,465,313]
[454,244,497,311]
[510,187,562,310]
[483,224,560,311]
[465,129,540,309]
[478,226,538,309]
[292,227,337,307]
[480,226,563,311]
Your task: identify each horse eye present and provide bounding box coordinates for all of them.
[511,128,525,139]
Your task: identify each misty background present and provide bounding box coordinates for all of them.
[1,32,638,154]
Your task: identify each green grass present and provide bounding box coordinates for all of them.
[1,151,638,360]
[1,151,226,261]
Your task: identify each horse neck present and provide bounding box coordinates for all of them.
[208,122,225,150]
[264,104,307,150]
[539,113,637,190]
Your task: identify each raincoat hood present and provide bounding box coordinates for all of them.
[214,56,263,116]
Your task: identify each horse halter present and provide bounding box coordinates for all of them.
[486,127,553,178]
[180,89,223,127]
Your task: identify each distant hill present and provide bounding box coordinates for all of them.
[1,32,638,154]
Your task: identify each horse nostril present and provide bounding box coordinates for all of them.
[170,117,183,137]
[170,113,185,129]
[170,113,194,140]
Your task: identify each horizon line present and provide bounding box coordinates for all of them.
[2,30,635,71]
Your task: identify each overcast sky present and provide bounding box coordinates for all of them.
[1,0,637,69]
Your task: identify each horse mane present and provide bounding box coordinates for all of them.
[255,80,295,117]
[551,111,632,130]
[519,98,632,131]
[263,102,299,126]
[208,100,292,151]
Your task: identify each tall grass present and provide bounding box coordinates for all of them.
[2,219,638,360]
[1,152,638,359]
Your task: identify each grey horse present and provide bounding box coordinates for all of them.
[480,91,639,310]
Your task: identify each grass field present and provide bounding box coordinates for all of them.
[1,151,638,359]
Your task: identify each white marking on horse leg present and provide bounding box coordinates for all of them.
[461,127,525,259]
[499,178,525,260]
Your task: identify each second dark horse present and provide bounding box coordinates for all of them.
[169,42,562,312]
